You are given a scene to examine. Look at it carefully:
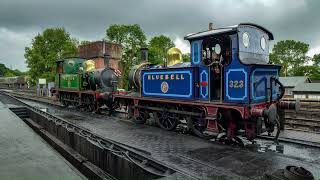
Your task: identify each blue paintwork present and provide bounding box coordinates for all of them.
[199,66,209,100]
[191,40,202,65]
[224,32,281,104]
[251,67,280,103]
[238,26,270,55]
[225,69,248,101]
[224,34,250,104]
[238,25,270,64]
[141,68,196,100]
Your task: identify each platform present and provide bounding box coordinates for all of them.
[0,101,85,179]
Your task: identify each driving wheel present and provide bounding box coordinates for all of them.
[131,108,149,124]
[153,111,179,131]
[187,116,208,137]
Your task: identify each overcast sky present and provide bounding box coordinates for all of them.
[0,0,319,71]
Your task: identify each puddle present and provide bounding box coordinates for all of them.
[247,142,284,153]
[248,139,320,161]
[40,108,48,112]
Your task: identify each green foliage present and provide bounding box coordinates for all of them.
[313,54,320,66]
[148,35,175,65]
[106,24,147,51]
[106,24,147,89]
[80,40,91,46]
[182,53,190,62]
[293,65,320,80]
[269,40,320,80]
[0,63,25,77]
[4,71,15,77]
[270,40,309,76]
[25,28,78,82]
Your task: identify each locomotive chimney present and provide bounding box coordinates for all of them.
[104,54,110,68]
[140,48,148,62]
[209,22,214,30]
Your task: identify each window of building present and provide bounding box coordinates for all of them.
[308,94,320,99]
[285,88,293,95]
[294,94,306,99]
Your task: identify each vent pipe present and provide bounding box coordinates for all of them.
[140,48,148,62]
[104,54,110,68]
[209,22,214,30]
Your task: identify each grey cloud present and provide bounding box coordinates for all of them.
[0,0,319,70]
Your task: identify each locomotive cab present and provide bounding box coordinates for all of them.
[185,23,281,105]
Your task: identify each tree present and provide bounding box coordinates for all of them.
[106,24,147,89]
[0,63,24,77]
[270,40,309,76]
[182,53,190,62]
[25,28,78,82]
[0,64,13,77]
[148,35,174,65]
[4,71,15,77]
[313,54,320,66]
[80,40,91,46]
[293,65,320,80]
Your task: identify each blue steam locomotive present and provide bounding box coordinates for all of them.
[114,23,297,143]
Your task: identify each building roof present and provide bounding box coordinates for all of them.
[184,23,274,40]
[279,76,311,87]
[293,83,320,93]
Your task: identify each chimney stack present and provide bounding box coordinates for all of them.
[209,22,214,30]
[140,48,148,62]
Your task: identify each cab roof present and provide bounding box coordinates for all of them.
[184,23,274,41]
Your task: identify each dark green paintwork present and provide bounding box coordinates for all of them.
[63,58,86,74]
[59,74,83,90]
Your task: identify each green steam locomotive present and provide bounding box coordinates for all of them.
[53,41,122,111]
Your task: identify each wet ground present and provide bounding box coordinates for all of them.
[0,100,86,179]
[11,98,320,179]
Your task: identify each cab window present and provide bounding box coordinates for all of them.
[238,28,270,65]
[201,35,231,66]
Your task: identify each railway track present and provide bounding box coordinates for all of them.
[257,135,320,148]
[5,90,320,149]
[285,109,320,133]
[285,116,320,133]
[9,89,320,133]
[7,91,64,107]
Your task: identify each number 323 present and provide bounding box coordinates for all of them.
[229,80,244,88]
